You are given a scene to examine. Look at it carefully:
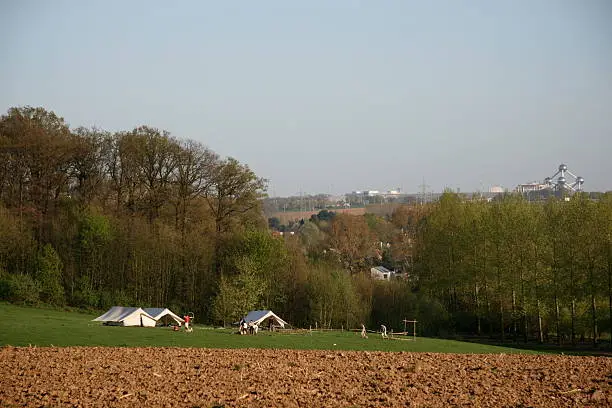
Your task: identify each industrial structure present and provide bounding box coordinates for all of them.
[543,163,584,193]
[516,163,584,196]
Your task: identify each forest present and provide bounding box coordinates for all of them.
[1,106,611,346]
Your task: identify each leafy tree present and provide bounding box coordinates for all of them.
[268,217,281,230]
[205,157,267,274]
[36,244,65,305]
[329,214,376,272]
[170,139,217,235]
[0,106,76,241]
[219,230,289,311]
[4,273,40,304]
[212,258,265,325]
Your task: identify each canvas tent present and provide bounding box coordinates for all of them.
[93,306,157,327]
[242,310,288,328]
[143,308,185,326]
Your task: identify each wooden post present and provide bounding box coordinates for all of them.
[402,319,418,341]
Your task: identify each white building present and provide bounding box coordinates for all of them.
[371,266,396,280]
[515,182,548,194]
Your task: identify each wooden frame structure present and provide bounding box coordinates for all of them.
[401,319,418,341]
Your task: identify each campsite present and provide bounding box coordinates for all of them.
[1,304,611,407]
[0,303,529,352]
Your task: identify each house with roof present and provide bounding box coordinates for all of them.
[370,266,400,281]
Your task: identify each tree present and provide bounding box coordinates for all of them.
[205,157,267,274]
[171,139,217,235]
[76,209,111,299]
[37,244,65,305]
[0,106,76,240]
[212,257,265,326]
[130,126,179,224]
[70,127,109,206]
[328,214,376,272]
[219,230,289,311]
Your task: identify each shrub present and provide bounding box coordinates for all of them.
[7,274,40,304]
[37,244,65,305]
[72,276,100,309]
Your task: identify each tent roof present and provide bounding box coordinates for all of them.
[242,310,288,328]
[93,306,154,322]
[143,308,184,323]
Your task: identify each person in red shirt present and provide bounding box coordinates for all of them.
[184,315,192,332]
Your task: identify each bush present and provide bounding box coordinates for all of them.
[113,290,135,307]
[37,244,65,305]
[416,295,449,336]
[6,274,40,304]
[98,290,115,310]
[0,269,10,300]
[72,276,100,309]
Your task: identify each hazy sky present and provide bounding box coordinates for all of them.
[2,1,611,196]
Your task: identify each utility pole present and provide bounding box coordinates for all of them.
[418,177,430,205]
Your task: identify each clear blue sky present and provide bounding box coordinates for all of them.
[2,1,611,196]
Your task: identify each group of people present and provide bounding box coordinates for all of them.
[239,318,259,335]
[361,323,389,339]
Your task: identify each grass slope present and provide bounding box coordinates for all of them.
[0,303,537,354]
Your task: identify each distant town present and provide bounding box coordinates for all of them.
[264,163,605,218]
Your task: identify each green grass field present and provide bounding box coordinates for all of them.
[0,303,539,354]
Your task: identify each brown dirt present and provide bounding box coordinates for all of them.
[1,347,611,407]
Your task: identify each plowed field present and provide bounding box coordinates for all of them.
[1,346,610,407]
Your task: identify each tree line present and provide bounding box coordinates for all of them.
[413,192,612,345]
[0,106,266,320]
[1,106,611,346]
[0,106,405,330]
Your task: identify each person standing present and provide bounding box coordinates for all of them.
[361,323,368,339]
[380,324,388,339]
[184,314,192,332]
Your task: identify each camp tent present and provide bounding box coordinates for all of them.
[93,306,156,327]
[242,310,288,329]
[143,308,185,326]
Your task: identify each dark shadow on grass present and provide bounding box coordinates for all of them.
[442,335,612,357]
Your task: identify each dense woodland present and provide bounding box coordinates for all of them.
[1,106,611,346]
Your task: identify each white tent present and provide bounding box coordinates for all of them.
[242,310,288,328]
[93,306,157,327]
[143,308,185,325]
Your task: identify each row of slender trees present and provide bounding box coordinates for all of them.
[413,192,612,345]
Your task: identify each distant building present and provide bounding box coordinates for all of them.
[515,182,548,194]
[371,266,398,280]
[489,185,504,194]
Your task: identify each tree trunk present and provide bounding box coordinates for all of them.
[609,240,612,349]
[554,295,560,345]
[570,263,576,346]
[520,258,527,343]
[512,289,517,342]
[591,290,598,347]
[537,298,543,343]
[497,261,504,342]
[571,298,576,346]
[500,301,505,342]
[475,283,481,336]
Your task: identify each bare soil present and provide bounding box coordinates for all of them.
[1,346,611,407]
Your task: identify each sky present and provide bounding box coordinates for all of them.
[1,1,611,196]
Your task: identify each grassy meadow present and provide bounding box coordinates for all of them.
[0,303,540,354]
